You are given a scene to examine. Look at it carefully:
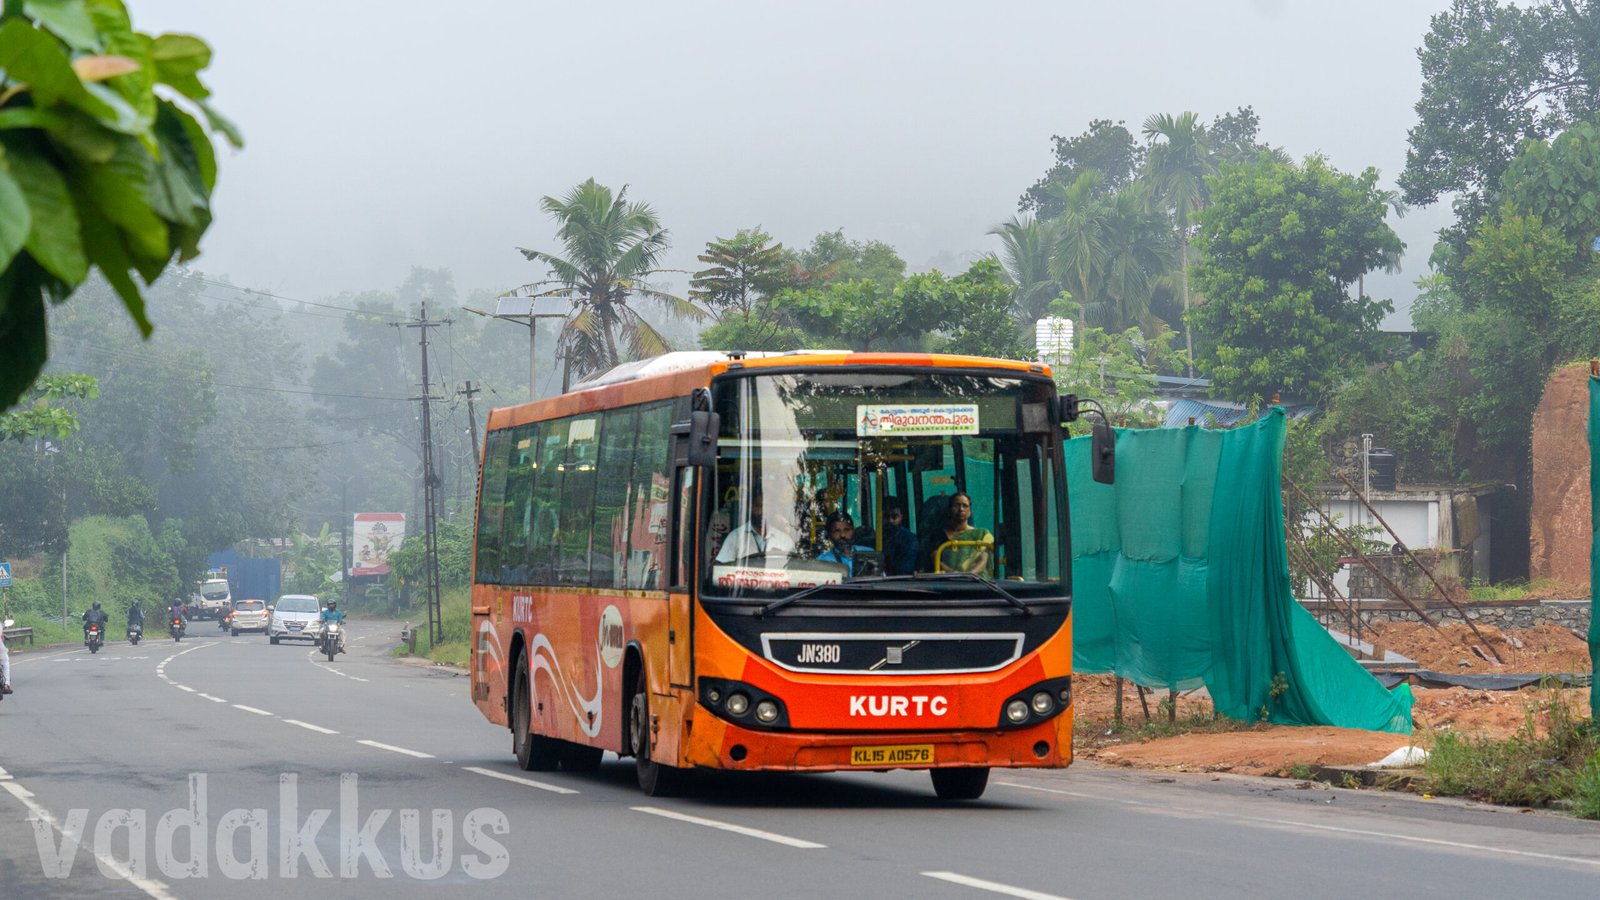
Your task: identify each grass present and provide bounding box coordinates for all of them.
[391,587,471,668]
[1463,577,1578,601]
[1419,689,1600,817]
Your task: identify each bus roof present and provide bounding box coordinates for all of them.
[485,350,1051,431]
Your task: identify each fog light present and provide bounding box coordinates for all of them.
[725,693,750,716]
[1031,691,1054,715]
[754,700,779,723]
[1005,699,1029,723]
[707,688,721,703]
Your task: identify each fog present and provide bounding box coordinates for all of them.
[136,0,1449,328]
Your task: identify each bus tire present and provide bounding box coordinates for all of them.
[512,664,560,771]
[629,669,682,797]
[930,767,989,800]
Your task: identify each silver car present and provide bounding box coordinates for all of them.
[267,594,323,644]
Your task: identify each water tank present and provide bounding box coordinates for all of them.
[1035,317,1074,364]
[1367,449,1397,492]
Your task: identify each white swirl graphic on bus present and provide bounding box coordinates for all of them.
[528,632,603,737]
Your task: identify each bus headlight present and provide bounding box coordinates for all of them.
[1031,691,1054,715]
[997,676,1072,728]
[1006,700,1030,723]
[698,677,791,730]
[754,700,780,724]
[725,693,751,716]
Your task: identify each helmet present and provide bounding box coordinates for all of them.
[92,600,102,610]
[327,600,338,609]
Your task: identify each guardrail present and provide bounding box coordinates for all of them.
[3,627,35,646]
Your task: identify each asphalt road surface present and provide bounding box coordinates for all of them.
[3,620,1598,899]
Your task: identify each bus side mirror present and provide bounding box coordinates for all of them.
[1092,422,1116,484]
[687,410,720,467]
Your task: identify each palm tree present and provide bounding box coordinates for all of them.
[1142,112,1218,374]
[1047,171,1110,320]
[988,215,1061,324]
[1096,185,1175,331]
[516,179,706,383]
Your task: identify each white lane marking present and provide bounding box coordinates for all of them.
[995,781,1600,869]
[284,720,339,735]
[176,685,196,693]
[0,764,11,781]
[923,872,1072,900]
[462,766,578,795]
[305,648,370,682]
[1,780,178,899]
[233,704,274,716]
[10,647,86,665]
[631,806,825,849]
[196,693,227,703]
[357,740,435,759]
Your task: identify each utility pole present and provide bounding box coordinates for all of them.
[339,477,350,606]
[393,303,450,646]
[460,380,481,464]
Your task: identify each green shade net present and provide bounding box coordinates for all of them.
[1068,409,1414,734]
[1590,375,1599,721]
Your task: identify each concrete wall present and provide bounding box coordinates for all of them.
[1300,598,1591,632]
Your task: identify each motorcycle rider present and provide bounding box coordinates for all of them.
[0,617,12,694]
[319,600,345,652]
[167,599,187,632]
[82,600,109,642]
[127,601,144,632]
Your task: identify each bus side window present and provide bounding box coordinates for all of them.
[626,403,673,589]
[591,408,638,589]
[474,429,513,584]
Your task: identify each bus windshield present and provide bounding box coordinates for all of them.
[703,370,1064,599]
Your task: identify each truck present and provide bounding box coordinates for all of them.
[193,567,232,619]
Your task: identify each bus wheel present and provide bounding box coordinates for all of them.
[512,665,560,772]
[561,743,604,773]
[930,767,990,800]
[629,670,682,796]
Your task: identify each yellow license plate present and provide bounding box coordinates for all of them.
[850,744,934,766]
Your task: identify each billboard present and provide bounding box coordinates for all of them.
[351,512,405,577]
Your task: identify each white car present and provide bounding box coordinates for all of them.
[229,599,269,635]
[267,594,324,645]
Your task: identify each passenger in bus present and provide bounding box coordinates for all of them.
[816,512,874,576]
[704,509,732,565]
[932,491,993,574]
[880,497,919,575]
[714,491,795,564]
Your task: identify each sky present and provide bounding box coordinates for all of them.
[135,0,1454,329]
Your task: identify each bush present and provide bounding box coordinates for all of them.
[1422,690,1600,810]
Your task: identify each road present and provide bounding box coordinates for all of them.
[3,620,1598,899]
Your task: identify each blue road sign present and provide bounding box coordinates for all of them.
[1593,235,1600,253]
[0,562,11,588]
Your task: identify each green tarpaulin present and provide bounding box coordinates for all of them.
[1590,375,1599,721]
[1068,409,1414,734]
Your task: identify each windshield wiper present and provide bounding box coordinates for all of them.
[757,580,936,617]
[914,572,1034,615]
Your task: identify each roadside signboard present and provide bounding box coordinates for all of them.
[0,562,11,588]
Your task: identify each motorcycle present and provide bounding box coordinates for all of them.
[85,623,104,654]
[128,620,142,645]
[170,616,186,643]
[321,621,344,662]
[217,610,232,632]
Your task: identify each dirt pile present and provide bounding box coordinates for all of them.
[1364,620,1592,674]
[1073,622,1594,774]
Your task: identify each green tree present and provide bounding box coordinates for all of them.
[1019,118,1144,217]
[517,179,705,380]
[0,373,96,439]
[1189,155,1403,405]
[1401,0,1600,220]
[795,229,905,289]
[1498,116,1600,260]
[691,228,808,351]
[0,1,240,410]
[988,214,1061,324]
[1142,111,1219,370]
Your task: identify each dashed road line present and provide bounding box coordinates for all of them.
[357,739,435,759]
[196,693,227,703]
[631,806,825,848]
[284,719,339,735]
[1,776,178,899]
[176,685,196,693]
[233,704,274,716]
[462,766,579,795]
[922,872,1071,900]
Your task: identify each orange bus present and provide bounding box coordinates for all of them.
[469,350,1108,799]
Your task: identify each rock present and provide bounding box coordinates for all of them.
[1458,659,1470,667]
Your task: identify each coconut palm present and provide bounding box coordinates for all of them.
[516,179,706,382]
[1142,112,1218,374]
[1046,171,1110,318]
[988,215,1061,323]
[1095,185,1175,331]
